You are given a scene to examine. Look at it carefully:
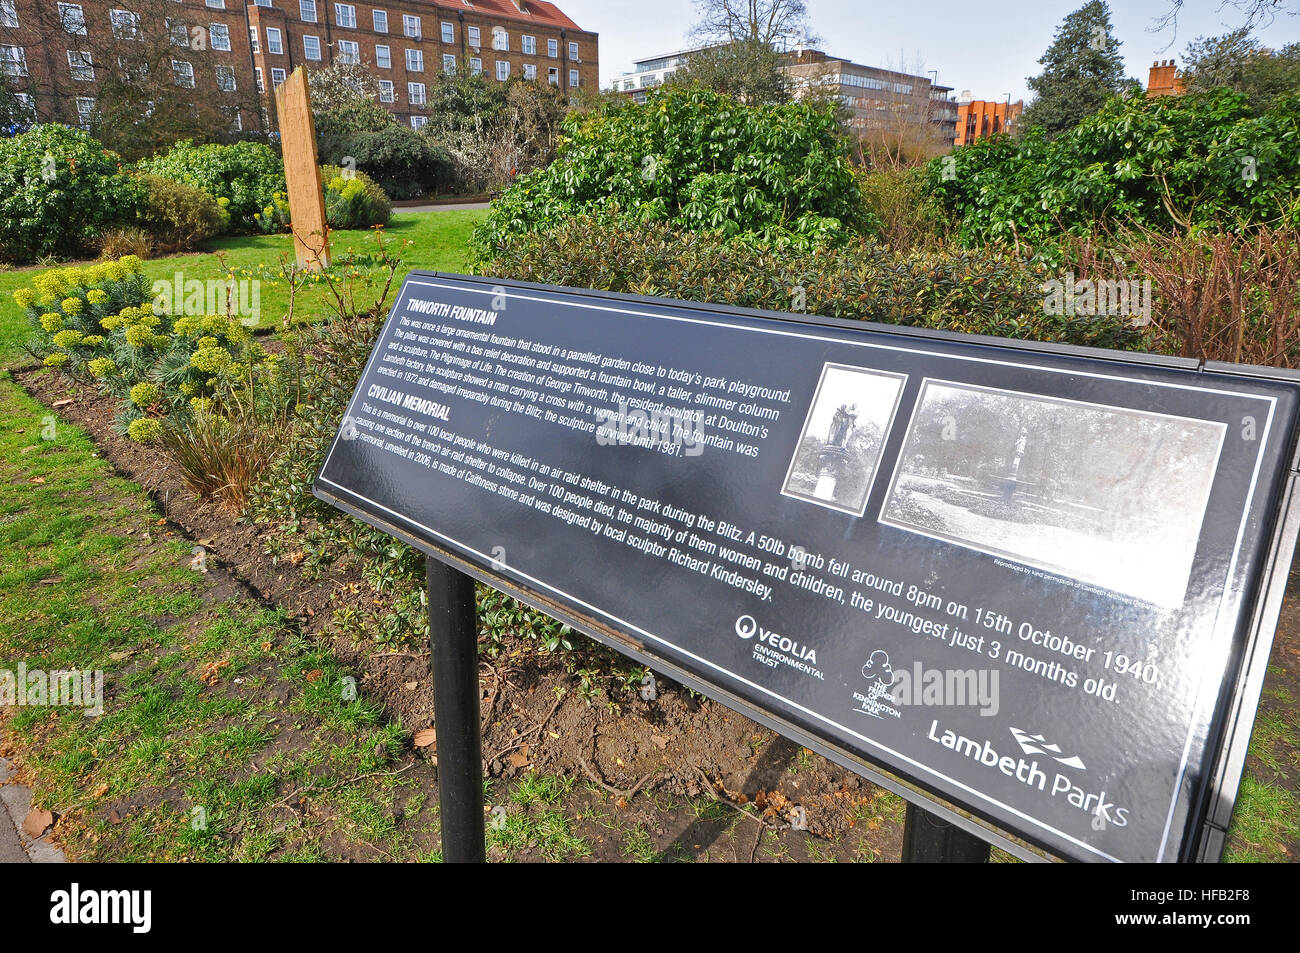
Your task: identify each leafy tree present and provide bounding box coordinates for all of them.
[1183,29,1300,111]
[671,37,791,104]
[1020,1,1140,137]
[308,61,396,153]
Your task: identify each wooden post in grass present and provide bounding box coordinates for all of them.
[273,67,330,271]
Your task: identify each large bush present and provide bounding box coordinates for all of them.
[138,140,285,232]
[137,174,231,251]
[473,217,1144,352]
[928,89,1300,249]
[0,125,144,262]
[321,165,391,229]
[473,87,867,254]
[323,126,455,200]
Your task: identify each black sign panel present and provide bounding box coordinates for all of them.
[315,272,1300,862]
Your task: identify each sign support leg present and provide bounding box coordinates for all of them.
[901,802,990,863]
[426,557,485,863]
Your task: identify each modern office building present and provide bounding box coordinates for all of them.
[0,0,597,132]
[954,97,1022,145]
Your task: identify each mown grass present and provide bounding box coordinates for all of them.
[0,374,439,861]
[0,209,488,363]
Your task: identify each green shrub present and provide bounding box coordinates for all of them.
[0,125,144,262]
[138,173,231,250]
[138,140,285,232]
[323,126,454,199]
[322,165,391,229]
[473,86,866,255]
[928,89,1300,250]
[472,217,1146,351]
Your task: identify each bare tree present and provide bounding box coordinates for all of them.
[689,0,817,48]
[1153,0,1298,40]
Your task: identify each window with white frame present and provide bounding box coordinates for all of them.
[271,66,286,84]
[491,27,507,51]
[75,96,95,125]
[302,34,320,59]
[547,65,558,85]
[402,14,420,37]
[495,59,508,80]
[410,115,426,129]
[209,23,231,51]
[547,37,557,57]
[371,9,386,32]
[0,44,26,77]
[407,81,425,105]
[253,0,270,6]
[378,79,394,102]
[255,66,264,92]
[205,0,224,7]
[14,92,34,119]
[58,4,87,35]
[215,64,236,90]
[299,0,316,21]
[569,41,578,60]
[171,59,195,86]
[442,53,454,74]
[521,35,535,55]
[440,20,453,43]
[110,9,141,40]
[165,19,186,46]
[0,1,17,29]
[67,49,94,80]
[467,26,480,48]
[375,43,391,68]
[334,3,355,28]
[336,38,358,63]
[469,57,481,75]
[248,26,258,52]
[230,109,242,130]
[569,68,578,87]
[523,63,535,80]
[265,27,282,54]
[405,48,422,71]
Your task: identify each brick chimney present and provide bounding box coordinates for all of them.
[1147,59,1184,98]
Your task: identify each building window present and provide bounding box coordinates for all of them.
[271,66,286,84]
[405,48,422,71]
[253,0,271,6]
[75,96,94,126]
[68,49,94,81]
[334,3,355,28]
[266,27,282,54]
[469,57,481,75]
[110,9,141,40]
[371,8,386,32]
[375,44,391,68]
[547,37,557,58]
[230,109,242,130]
[209,23,231,51]
[491,27,507,51]
[467,26,480,48]
[440,21,455,43]
[378,79,394,102]
[255,66,264,92]
[205,0,224,7]
[547,65,558,85]
[303,34,320,60]
[403,14,420,37]
[495,59,508,81]
[248,26,258,52]
[521,35,535,55]
[410,115,426,129]
[13,92,34,120]
[407,81,425,105]
[523,63,536,80]
[166,19,187,46]
[0,1,17,29]
[336,39,358,63]
[0,44,26,77]
[569,41,578,60]
[171,59,195,87]
[442,53,455,74]
[57,4,86,35]
[299,0,316,22]
[569,68,578,87]
[216,64,236,90]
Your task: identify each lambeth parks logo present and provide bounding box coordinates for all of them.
[734,614,824,681]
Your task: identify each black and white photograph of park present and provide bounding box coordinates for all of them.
[879,381,1227,607]
[781,364,908,516]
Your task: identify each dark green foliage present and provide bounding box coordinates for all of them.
[927,89,1300,249]
[472,86,866,254]
[669,38,792,104]
[1020,1,1140,136]
[472,217,1144,352]
[0,125,144,262]
[321,165,392,229]
[137,173,231,250]
[1183,29,1300,113]
[138,140,286,232]
[320,126,455,199]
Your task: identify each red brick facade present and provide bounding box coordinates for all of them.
[0,0,597,131]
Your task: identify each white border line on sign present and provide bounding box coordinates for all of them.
[318,278,1279,863]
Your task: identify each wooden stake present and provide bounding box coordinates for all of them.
[273,67,330,270]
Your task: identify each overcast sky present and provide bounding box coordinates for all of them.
[558,0,1299,100]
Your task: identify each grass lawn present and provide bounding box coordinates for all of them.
[0,208,487,364]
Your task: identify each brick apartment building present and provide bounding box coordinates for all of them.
[954,98,1022,145]
[0,0,597,132]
